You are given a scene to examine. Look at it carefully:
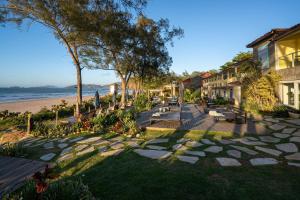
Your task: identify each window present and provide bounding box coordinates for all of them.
[258,43,269,69]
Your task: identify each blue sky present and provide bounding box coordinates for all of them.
[1,0,300,87]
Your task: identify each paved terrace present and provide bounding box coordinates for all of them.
[137,104,270,136]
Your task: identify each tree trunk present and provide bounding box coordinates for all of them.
[121,77,127,107]
[76,65,82,117]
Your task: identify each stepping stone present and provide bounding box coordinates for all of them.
[77,146,95,156]
[40,153,56,161]
[204,146,223,153]
[238,138,267,146]
[98,146,108,153]
[185,141,203,147]
[173,144,184,150]
[290,137,300,143]
[184,150,206,157]
[110,142,125,150]
[57,153,73,162]
[60,147,73,156]
[201,139,216,145]
[134,149,172,159]
[58,143,68,149]
[254,146,282,156]
[282,128,296,134]
[219,139,235,145]
[259,136,280,143]
[146,145,167,150]
[273,133,290,139]
[269,124,286,131]
[176,155,199,164]
[146,138,169,144]
[293,131,300,137]
[265,118,279,123]
[285,153,300,161]
[230,145,258,155]
[288,162,300,167]
[43,142,54,149]
[285,119,300,126]
[69,136,84,143]
[75,144,88,152]
[109,136,125,142]
[245,137,259,141]
[126,141,139,148]
[101,149,124,157]
[58,138,69,143]
[250,158,278,166]
[177,138,190,143]
[93,140,110,146]
[275,143,298,153]
[216,157,241,167]
[77,137,102,144]
[226,150,241,158]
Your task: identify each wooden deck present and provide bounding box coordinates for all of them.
[0,156,48,197]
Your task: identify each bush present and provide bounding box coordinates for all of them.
[4,179,95,200]
[213,97,229,105]
[134,94,151,112]
[32,123,75,138]
[271,105,289,118]
[0,143,27,157]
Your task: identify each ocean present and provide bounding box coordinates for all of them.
[0,86,110,103]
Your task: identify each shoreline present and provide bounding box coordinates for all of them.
[0,95,93,114]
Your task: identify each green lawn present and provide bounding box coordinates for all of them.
[37,130,300,200]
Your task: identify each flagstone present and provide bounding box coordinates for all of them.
[285,153,300,161]
[184,150,206,157]
[58,143,68,149]
[265,118,279,123]
[75,144,89,152]
[230,145,258,155]
[282,128,296,134]
[60,147,73,156]
[254,146,282,156]
[245,137,259,141]
[275,143,298,153]
[259,136,280,143]
[40,153,56,161]
[173,144,183,150]
[77,137,102,144]
[226,150,241,158]
[58,138,69,143]
[201,139,216,145]
[204,146,223,153]
[219,139,235,145]
[293,131,300,136]
[290,137,300,143]
[285,119,300,126]
[43,142,54,149]
[185,141,203,147]
[238,138,267,146]
[146,145,167,150]
[77,146,95,156]
[216,157,241,166]
[57,153,73,162]
[269,124,286,131]
[101,149,124,157]
[250,158,278,166]
[288,162,300,167]
[98,146,108,153]
[110,142,125,150]
[109,136,125,142]
[176,155,199,164]
[134,149,172,159]
[177,138,190,143]
[273,133,290,139]
[146,138,169,144]
[126,141,140,148]
[69,136,84,143]
[93,140,110,146]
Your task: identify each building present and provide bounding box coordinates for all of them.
[247,23,300,110]
[202,62,243,106]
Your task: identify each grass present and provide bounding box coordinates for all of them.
[9,130,300,199]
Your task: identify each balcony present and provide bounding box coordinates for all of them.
[277,51,300,81]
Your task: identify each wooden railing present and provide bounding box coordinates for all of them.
[278,51,300,69]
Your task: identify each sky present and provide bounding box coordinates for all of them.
[0,0,300,87]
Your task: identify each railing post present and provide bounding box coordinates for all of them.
[292,53,295,68]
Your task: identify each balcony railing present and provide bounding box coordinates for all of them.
[278,51,300,69]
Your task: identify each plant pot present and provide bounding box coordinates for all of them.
[288,112,300,119]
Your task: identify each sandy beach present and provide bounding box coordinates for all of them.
[0,96,93,113]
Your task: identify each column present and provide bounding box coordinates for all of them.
[294,82,299,110]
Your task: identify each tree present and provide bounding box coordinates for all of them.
[219,51,253,70]
[81,15,183,106]
[0,0,146,116]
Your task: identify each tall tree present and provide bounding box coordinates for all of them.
[0,0,146,116]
